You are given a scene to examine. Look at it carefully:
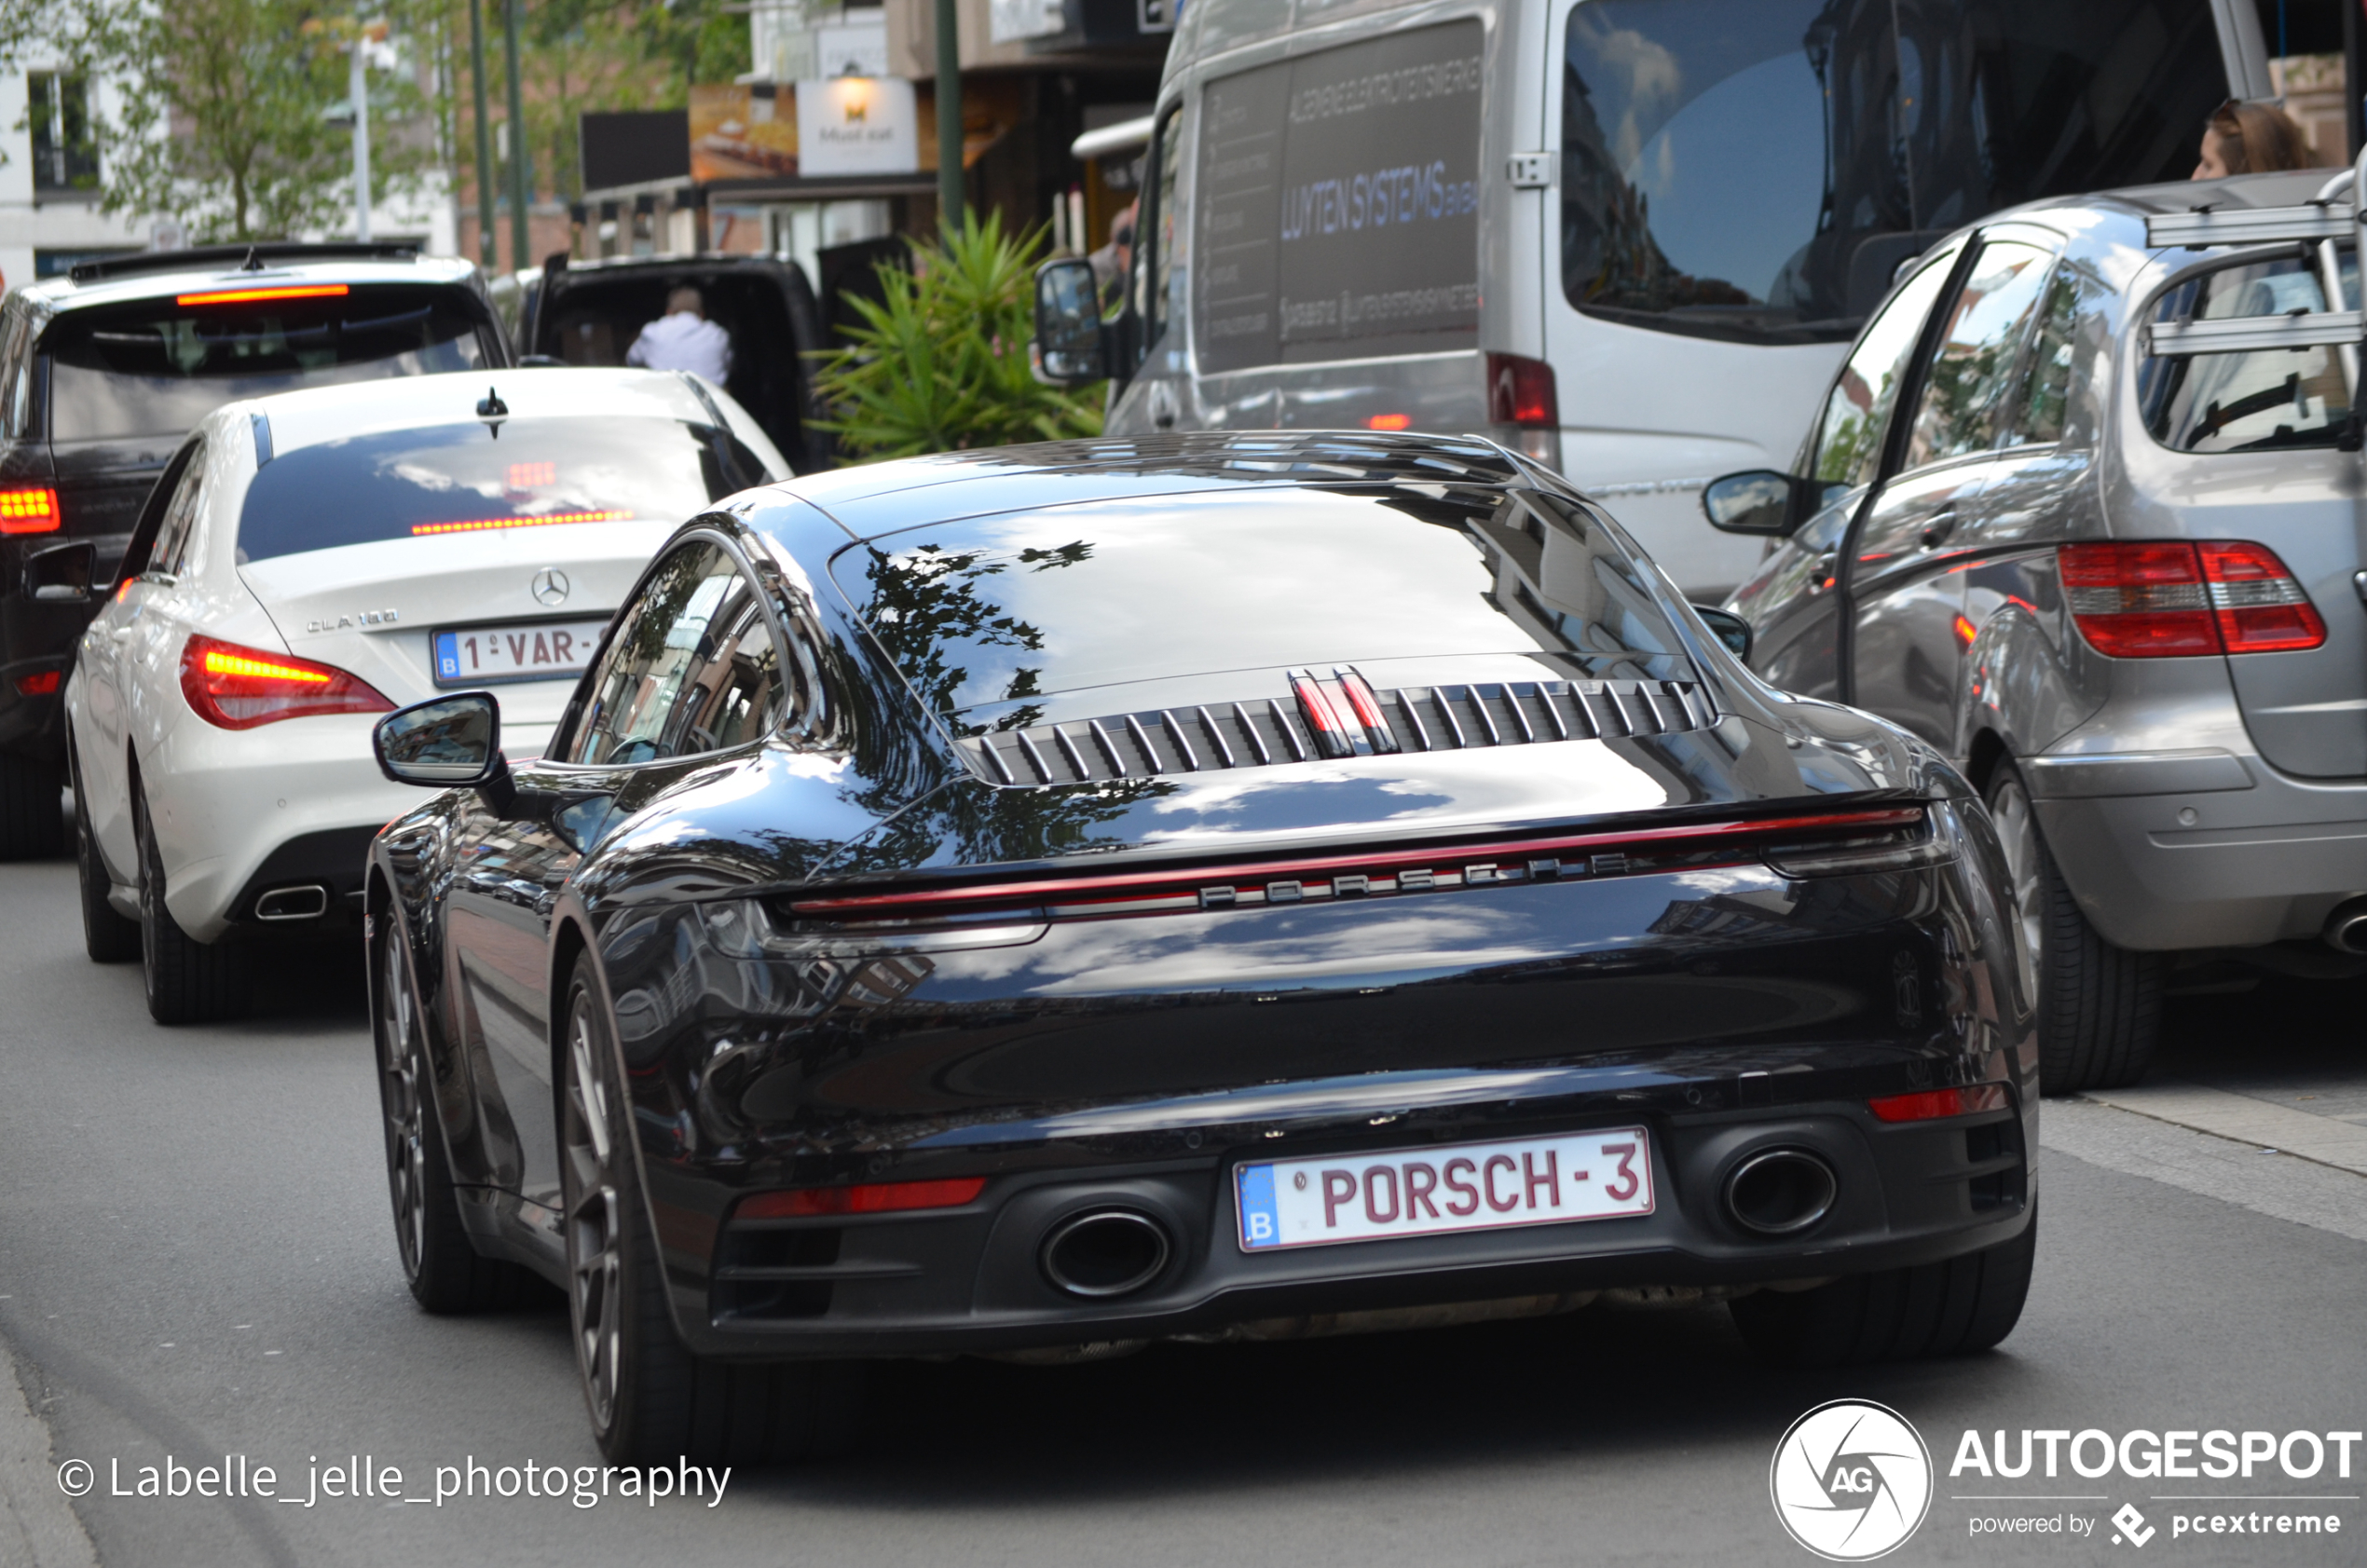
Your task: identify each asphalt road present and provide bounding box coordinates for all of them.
[2,856,2364,1568]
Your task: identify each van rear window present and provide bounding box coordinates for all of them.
[1193,20,1483,374]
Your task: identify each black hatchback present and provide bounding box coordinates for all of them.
[0,243,511,856]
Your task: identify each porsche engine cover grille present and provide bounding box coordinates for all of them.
[956,678,1714,786]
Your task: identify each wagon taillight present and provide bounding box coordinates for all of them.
[2059,539,2325,657]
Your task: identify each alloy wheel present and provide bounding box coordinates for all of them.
[563,989,623,1432]
[1988,773,2045,1002]
[378,934,429,1280]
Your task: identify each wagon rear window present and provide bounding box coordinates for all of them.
[2140,255,2359,453]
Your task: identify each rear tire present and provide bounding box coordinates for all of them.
[1729,1207,2037,1368]
[1987,763,2163,1091]
[135,780,252,1024]
[561,965,863,1465]
[376,914,524,1312]
[70,742,140,962]
[0,751,65,861]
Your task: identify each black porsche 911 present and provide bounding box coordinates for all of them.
[366,431,2037,1465]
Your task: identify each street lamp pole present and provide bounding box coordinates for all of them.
[469,0,496,266]
[349,16,372,242]
[933,0,961,233]
[501,0,530,272]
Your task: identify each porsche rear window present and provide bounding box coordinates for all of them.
[236,417,758,563]
[826,486,1691,715]
[43,287,489,442]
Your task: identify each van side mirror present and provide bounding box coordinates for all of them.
[1032,258,1110,386]
[22,541,96,602]
[1691,605,1753,662]
[376,692,503,786]
[1701,471,1798,536]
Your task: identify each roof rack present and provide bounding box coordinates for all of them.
[65,241,421,286]
[2141,147,2367,406]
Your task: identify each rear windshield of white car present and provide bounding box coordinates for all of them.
[236,417,767,563]
[43,287,492,443]
[2139,254,2360,453]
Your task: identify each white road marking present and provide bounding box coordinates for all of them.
[2043,1096,2367,1246]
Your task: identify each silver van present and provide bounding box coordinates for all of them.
[1704,161,2367,1092]
[1034,0,2272,597]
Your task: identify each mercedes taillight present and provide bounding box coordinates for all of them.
[2059,540,2326,657]
[179,634,395,729]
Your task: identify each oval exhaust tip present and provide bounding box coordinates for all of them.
[1724,1149,1839,1236]
[1041,1209,1171,1298]
[2324,897,2367,956]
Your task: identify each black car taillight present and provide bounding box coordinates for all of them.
[0,487,62,536]
[777,805,1940,927]
[2059,540,2326,657]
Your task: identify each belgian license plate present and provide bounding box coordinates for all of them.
[1235,1128,1653,1252]
[432,619,608,686]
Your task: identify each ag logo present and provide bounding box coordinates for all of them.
[1771,1399,1933,1561]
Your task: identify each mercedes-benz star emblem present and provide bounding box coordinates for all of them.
[531,568,570,607]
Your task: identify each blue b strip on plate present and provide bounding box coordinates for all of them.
[433,633,461,682]
[1236,1163,1280,1248]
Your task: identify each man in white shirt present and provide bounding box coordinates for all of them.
[624,286,733,384]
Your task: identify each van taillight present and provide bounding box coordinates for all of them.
[2059,541,2325,657]
[1486,353,1559,428]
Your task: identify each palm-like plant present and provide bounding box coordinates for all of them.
[812,210,1105,460]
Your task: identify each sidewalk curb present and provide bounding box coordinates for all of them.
[2079,1079,2367,1179]
[0,1336,99,1568]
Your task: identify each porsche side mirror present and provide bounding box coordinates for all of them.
[1032,258,1110,386]
[1701,470,1798,536]
[22,541,96,603]
[376,691,504,787]
[1692,605,1753,662]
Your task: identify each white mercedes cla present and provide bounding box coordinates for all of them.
[63,366,788,1022]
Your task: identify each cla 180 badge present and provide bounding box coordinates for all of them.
[1771,1399,1933,1561]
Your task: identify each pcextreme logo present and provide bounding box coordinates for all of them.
[1772,1400,1935,1561]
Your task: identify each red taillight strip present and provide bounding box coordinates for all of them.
[411,508,632,536]
[1868,1084,2009,1123]
[787,807,1926,917]
[175,283,351,307]
[733,1177,986,1220]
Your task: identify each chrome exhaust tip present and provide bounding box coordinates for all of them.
[1723,1149,1839,1236]
[2324,897,2367,956]
[254,884,330,921]
[1040,1209,1171,1299]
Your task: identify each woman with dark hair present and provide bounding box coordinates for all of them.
[2193,98,2315,178]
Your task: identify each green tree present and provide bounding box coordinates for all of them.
[812,211,1107,460]
[6,0,438,242]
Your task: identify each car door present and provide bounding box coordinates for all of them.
[75,437,200,870]
[446,535,791,1226]
[1731,244,1964,700]
[1850,239,2059,748]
